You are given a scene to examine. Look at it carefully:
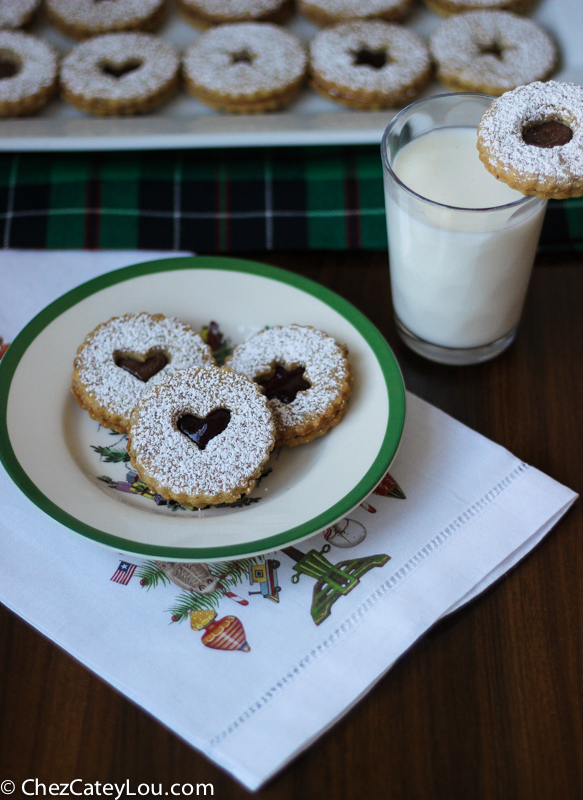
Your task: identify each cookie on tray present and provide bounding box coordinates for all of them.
[127,365,276,508]
[299,0,414,27]
[430,12,558,96]
[177,0,293,28]
[60,33,180,116]
[225,324,353,447]
[0,0,40,29]
[421,0,533,18]
[45,0,167,39]
[71,313,215,434]
[477,81,583,200]
[183,22,307,113]
[0,31,58,117]
[308,20,432,110]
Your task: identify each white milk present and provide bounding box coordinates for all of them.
[385,127,547,349]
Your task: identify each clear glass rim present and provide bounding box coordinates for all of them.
[380,92,541,215]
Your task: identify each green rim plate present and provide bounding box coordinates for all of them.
[0,256,406,560]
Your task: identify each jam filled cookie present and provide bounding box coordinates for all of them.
[421,0,532,18]
[127,365,275,508]
[72,313,215,433]
[45,0,167,40]
[477,81,583,199]
[308,21,431,110]
[0,0,40,29]
[60,33,180,116]
[177,0,292,29]
[225,325,353,447]
[299,0,414,27]
[0,31,58,117]
[183,22,307,113]
[430,12,558,96]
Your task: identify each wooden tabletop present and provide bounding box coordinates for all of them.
[1,250,582,799]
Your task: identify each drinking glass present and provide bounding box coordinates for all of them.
[381,93,547,366]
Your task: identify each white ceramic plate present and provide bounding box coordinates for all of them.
[0,256,405,561]
[0,0,579,150]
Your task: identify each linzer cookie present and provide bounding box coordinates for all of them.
[45,0,166,39]
[177,0,292,28]
[225,325,352,447]
[127,366,275,508]
[0,0,40,29]
[477,81,583,199]
[421,0,533,17]
[430,12,558,96]
[299,0,414,27]
[60,33,180,116]
[308,21,431,110]
[0,31,58,117]
[71,313,215,434]
[182,23,307,113]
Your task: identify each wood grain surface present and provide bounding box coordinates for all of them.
[1,251,582,800]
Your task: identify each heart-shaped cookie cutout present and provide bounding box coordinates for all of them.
[115,351,168,382]
[257,364,310,404]
[177,409,231,450]
[101,59,143,79]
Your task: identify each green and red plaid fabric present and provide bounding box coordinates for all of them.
[0,147,581,252]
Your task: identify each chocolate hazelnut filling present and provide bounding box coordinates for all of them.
[101,60,143,79]
[257,364,311,404]
[115,352,168,382]
[177,409,231,450]
[522,121,573,148]
[0,58,19,80]
[353,49,387,70]
[231,50,254,65]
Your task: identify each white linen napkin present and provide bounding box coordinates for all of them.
[0,251,577,791]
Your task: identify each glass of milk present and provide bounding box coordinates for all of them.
[381,93,547,365]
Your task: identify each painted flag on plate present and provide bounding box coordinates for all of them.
[111,561,137,585]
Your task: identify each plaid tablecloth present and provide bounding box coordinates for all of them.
[1,147,581,253]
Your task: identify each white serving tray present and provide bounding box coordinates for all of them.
[0,0,581,151]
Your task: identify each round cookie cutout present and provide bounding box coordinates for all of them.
[177,0,292,29]
[60,33,180,116]
[225,324,353,447]
[45,0,166,40]
[299,0,414,27]
[127,366,276,508]
[430,11,558,96]
[308,20,432,110]
[0,31,58,117]
[71,313,215,433]
[421,0,533,18]
[0,0,40,29]
[477,81,583,199]
[183,22,307,113]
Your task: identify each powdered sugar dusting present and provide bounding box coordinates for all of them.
[444,0,521,6]
[183,23,307,96]
[128,366,275,497]
[47,0,163,27]
[304,0,407,14]
[61,33,179,101]
[0,31,57,103]
[309,21,430,93]
[478,81,583,185]
[226,325,350,433]
[182,0,284,17]
[0,0,38,28]
[73,313,215,424]
[430,12,557,93]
